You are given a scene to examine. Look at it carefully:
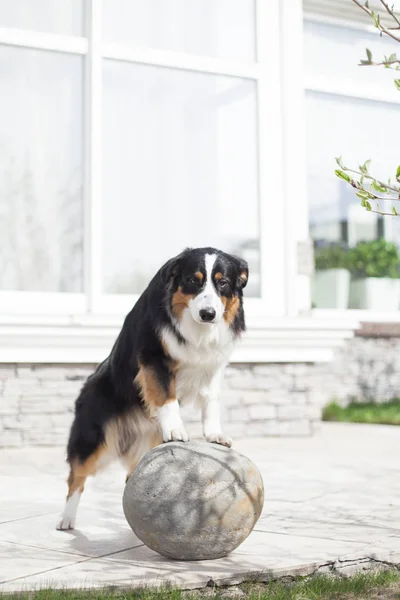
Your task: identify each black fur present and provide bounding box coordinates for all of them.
[67,247,248,465]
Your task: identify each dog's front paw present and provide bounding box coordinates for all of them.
[162,427,189,443]
[205,432,232,448]
[56,515,75,531]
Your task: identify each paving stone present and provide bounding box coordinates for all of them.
[0,541,82,583]
[0,423,398,591]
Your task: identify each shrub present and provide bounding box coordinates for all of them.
[346,239,400,279]
[314,245,349,270]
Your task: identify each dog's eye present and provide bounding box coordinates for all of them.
[187,276,199,285]
[218,279,229,289]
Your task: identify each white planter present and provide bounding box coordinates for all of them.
[349,277,400,310]
[312,269,350,309]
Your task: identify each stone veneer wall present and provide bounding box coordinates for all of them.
[1,333,400,447]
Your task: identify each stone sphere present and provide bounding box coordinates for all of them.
[123,440,264,560]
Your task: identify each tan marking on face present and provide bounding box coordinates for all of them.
[171,286,195,320]
[135,363,177,414]
[222,295,240,325]
[214,272,224,281]
[194,271,204,281]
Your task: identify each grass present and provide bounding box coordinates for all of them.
[2,570,400,600]
[322,399,400,426]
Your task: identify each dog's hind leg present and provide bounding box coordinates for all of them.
[56,468,86,531]
[56,446,108,531]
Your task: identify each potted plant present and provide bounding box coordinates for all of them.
[347,239,400,310]
[312,244,351,309]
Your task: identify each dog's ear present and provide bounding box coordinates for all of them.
[160,257,180,284]
[160,249,190,284]
[234,256,248,289]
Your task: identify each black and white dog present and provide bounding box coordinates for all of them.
[57,247,248,530]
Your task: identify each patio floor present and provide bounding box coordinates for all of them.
[0,423,399,592]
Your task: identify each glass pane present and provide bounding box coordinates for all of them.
[307,91,400,310]
[304,21,399,90]
[0,46,83,292]
[103,0,256,62]
[103,60,259,297]
[0,0,83,36]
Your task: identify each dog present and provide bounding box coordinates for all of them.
[57,247,248,530]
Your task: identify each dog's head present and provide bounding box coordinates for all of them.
[161,247,248,328]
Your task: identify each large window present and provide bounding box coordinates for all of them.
[6,2,395,322]
[102,62,259,296]
[0,0,83,36]
[103,0,256,61]
[0,0,284,317]
[305,20,400,312]
[0,46,83,293]
[2,1,368,362]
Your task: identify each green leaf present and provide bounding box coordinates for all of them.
[372,180,388,193]
[366,48,372,62]
[360,159,371,174]
[372,11,381,28]
[366,201,372,211]
[359,197,367,208]
[382,54,398,68]
[392,206,398,216]
[335,156,345,169]
[394,79,400,91]
[396,165,400,181]
[356,191,370,200]
[335,169,351,182]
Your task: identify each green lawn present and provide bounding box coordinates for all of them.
[3,570,400,600]
[322,399,400,426]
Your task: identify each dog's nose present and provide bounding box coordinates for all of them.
[199,308,216,322]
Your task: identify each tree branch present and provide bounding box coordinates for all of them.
[359,58,400,66]
[351,0,400,42]
[351,0,377,19]
[345,167,400,194]
[366,210,398,215]
[356,191,400,202]
[380,0,400,28]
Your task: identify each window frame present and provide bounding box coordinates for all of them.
[304,12,400,323]
[3,4,392,325]
[0,0,294,319]
[0,0,362,363]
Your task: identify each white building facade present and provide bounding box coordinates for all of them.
[1,0,400,446]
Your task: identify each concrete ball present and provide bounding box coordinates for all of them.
[123,440,264,560]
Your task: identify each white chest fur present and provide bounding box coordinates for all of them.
[161,318,235,406]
